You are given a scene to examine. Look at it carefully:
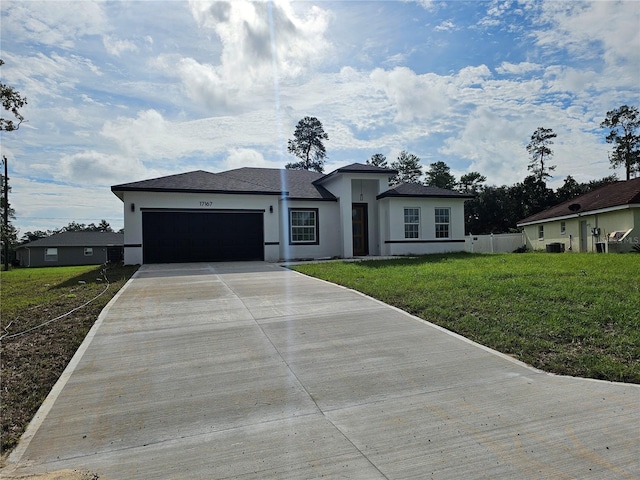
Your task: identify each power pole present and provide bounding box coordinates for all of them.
[2,156,8,271]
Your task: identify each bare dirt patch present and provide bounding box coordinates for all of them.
[1,264,138,457]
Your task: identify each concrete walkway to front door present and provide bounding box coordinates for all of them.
[4,262,639,479]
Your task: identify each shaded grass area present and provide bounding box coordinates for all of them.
[291,253,640,384]
[1,264,138,455]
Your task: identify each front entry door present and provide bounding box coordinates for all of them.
[352,203,368,256]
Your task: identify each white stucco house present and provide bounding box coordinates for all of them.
[111,163,473,264]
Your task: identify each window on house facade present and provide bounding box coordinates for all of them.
[289,209,319,244]
[560,222,566,235]
[404,208,420,238]
[538,225,544,240]
[84,247,93,256]
[45,248,58,262]
[434,208,450,239]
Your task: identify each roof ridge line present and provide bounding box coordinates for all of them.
[217,168,285,193]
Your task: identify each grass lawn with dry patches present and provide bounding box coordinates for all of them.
[1,264,138,456]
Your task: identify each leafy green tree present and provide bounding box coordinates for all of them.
[600,105,640,180]
[1,60,27,132]
[458,171,486,194]
[96,219,114,232]
[390,150,423,185]
[286,116,329,173]
[20,230,52,243]
[586,174,618,190]
[511,175,557,220]
[367,153,388,168]
[555,175,584,203]
[526,127,557,182]
[464,184,519,234]
[424,161,457,190]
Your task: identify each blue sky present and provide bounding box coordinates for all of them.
[1,0,639,234]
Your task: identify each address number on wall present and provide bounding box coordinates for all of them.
[199,201,214,207]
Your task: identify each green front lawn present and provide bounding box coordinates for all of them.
[291,253,640,384]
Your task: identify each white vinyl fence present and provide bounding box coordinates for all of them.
[465,232,525,254]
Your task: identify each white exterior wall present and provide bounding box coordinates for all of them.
[279,200,340,260]
[319,173,391,258]
[380,197,467,255]
[120,190,281,264]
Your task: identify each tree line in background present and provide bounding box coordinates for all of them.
[287,108,639,235]
[367,149,618,235]
[19,220,118,244]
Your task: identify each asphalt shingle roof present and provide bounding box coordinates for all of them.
[112,168,336,200]
[518,177,640,225]
[18,232,124,249]
[111,164,473,201]
[377,183,473,199]
[313,163,397,184]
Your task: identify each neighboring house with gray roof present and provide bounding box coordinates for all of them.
[16,232,124,267]
[111,163,473,264]
[517,177,640,253]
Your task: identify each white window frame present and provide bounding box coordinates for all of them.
[404,207,420,239]
[434,207,450,239]
[84,247,94,256]
[289,209,319,245]
[560,221,566,235]
[45,248,58,262]
[538,225,544,240]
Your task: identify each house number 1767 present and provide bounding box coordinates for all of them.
[199,201,214,207]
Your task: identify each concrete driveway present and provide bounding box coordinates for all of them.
[5,262,639,479]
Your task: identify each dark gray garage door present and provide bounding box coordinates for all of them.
[142,211,264,263]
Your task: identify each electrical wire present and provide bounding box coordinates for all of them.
[0,265,111,341]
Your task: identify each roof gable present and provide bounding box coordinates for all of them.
[313,162,397,184]
[377,183,473,199]
[518,178,640,225]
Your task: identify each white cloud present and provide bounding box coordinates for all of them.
[100,109,191,160]
[415,0,436,11]
[1,52,101,102]
[496,61,542,75]
[58,150,150,185]
[434,20,455,32]
[0,1,107,48]
[186,0,331,98]
[103,36,138,56]
[169,57,235,110]
[222,148,282,171]
[370,65,492,123]
[370,67,452,123]
[534,1,640,68]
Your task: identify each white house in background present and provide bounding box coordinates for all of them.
[517,177,640,253]
[111,163,473,264]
